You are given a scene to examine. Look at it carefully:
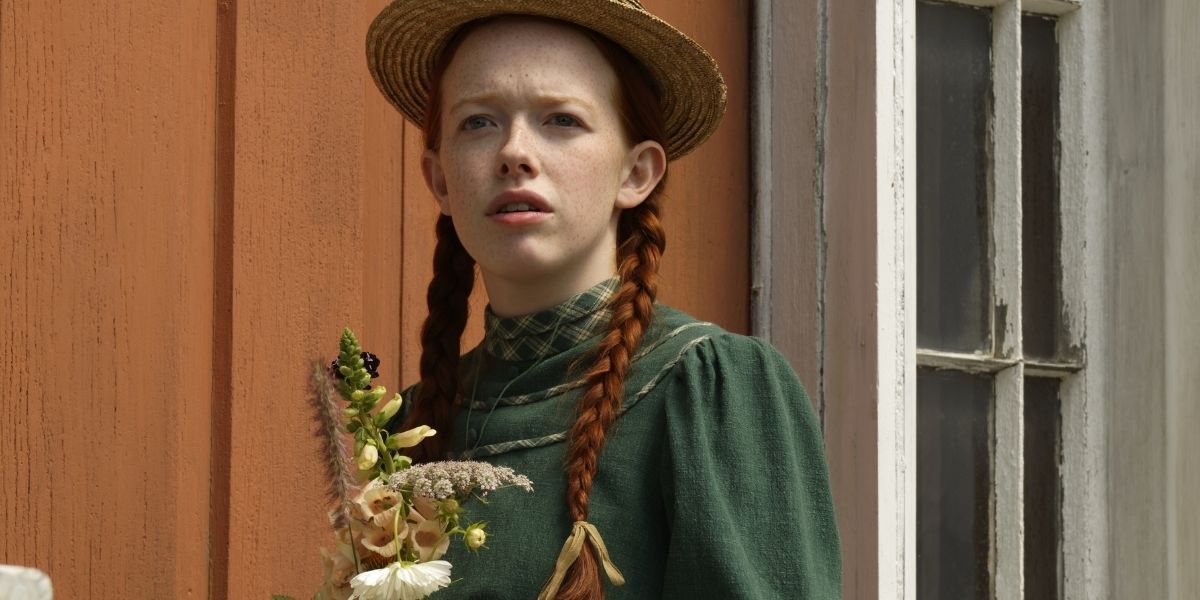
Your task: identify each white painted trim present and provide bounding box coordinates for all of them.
[917,349,1081,375]
[992,0,1023,363]
[1056,2,1109,598]
[992,6,1025,597]
[1024,0,1082,16]
[877,1,917,598]
[995,363,1026,599]
[936,0,1079,11]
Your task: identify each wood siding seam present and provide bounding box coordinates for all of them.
[750,0,772,342]
[210,1,238,598]
[815,0,831,432]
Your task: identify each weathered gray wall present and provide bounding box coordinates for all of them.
[1108,0,1199,597]
[1163,0,1200,596]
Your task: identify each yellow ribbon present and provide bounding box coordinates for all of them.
[537,521,626,600]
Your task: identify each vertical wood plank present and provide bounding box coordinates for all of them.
[223,1,401,595]
[1106,0,1168,597]
[361,0,408,395]
[823,0,881,596]
[1163,0,1200,596]
[645,0,750,334]
[756,0,825,402]
[0,1,217,598]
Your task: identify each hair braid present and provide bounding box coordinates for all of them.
[555,188,666,600]
[405,214,475,463]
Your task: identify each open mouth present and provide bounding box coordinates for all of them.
[496,202,544,214]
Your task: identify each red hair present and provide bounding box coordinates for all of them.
[403,18,667,599]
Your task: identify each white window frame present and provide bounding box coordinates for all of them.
[878,0,1110,598]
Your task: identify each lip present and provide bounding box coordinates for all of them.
[485,189,552,217]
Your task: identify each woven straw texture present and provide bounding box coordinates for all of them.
[366,0,727,159]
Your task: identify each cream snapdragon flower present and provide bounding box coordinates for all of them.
[348,561,452,600]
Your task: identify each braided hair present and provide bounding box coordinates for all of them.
[404,20,667,598]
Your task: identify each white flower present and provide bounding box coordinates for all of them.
[387,425,436,450]
[387,461,534,500]
[357,444,379,471]
[348,561,452,600]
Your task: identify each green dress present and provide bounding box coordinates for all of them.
[399,279,842,599]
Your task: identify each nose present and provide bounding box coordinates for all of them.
[496,121,538,179]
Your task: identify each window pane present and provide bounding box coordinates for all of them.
[918,368,993,600]
[917,2,994,353]
[1024,377,1062,599]
[1022,16,1062,359]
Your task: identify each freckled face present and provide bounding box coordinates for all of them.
[423,18,640,292]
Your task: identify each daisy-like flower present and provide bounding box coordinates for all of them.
[348,561,452,600]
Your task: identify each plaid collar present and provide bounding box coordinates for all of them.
[483,278,618,361]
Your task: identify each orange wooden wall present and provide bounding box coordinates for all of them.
[0,0,748,597]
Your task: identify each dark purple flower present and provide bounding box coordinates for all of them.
[330,352,382,380]
[361,352,381,378]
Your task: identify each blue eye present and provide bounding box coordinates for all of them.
[462,115,492,130]
[548,114,579,127]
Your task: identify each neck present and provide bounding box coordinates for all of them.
[482,269,616,317]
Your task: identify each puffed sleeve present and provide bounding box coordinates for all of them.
[658,334,842,599]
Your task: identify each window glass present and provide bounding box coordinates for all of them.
[1022,16,1062,359]
[917,1,994,353]
[1024,377,1062,599]
[918,368,993,600]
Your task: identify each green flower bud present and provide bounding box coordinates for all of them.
[342,407,359,418]
[351,390,366,402]
[464,523,487,551]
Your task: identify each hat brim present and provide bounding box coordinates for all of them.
[366,0,727,160]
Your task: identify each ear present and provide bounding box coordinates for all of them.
[615,140,667,210]
[422,148,453,216]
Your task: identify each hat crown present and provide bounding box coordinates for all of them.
[366,0,727,159]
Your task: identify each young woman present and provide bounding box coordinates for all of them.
[366,1,842,598]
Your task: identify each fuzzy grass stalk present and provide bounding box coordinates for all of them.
[310,362,359,534]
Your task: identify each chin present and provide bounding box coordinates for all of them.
[477,251,558,282]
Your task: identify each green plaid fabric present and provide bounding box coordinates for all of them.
[483,278,618,361]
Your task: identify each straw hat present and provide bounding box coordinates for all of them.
[366,0,727,160]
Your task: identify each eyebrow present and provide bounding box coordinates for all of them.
[448,93,599,114]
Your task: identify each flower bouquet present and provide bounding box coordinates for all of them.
[279,328,532,600]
